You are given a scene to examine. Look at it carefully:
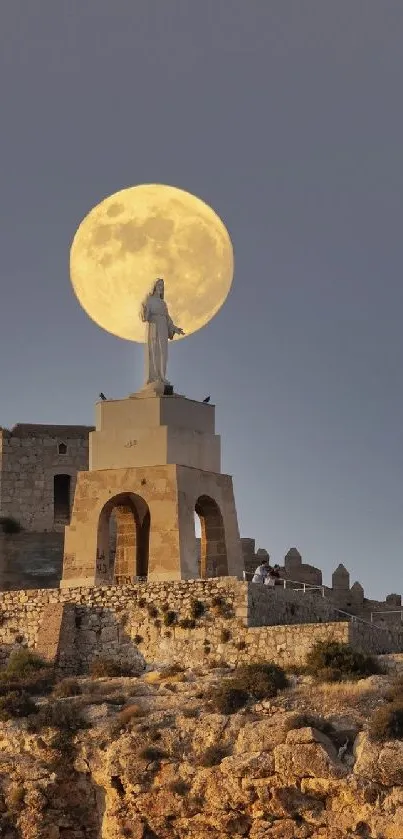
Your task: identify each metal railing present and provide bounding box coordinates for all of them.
[244,571,400,631]
[370,609,403,624]
[243,570,326,597]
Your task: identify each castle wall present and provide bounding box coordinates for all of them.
[0,425,91,532]
[247,581,343,626]
[0,532,64,590]
[0,579,401,674]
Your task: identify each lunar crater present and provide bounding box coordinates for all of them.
[70,183,233,342]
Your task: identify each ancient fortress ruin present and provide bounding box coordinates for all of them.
[0,394,402,672]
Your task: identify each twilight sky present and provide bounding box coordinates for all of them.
[1,2,403,599]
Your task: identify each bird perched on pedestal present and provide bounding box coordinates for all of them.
[203,396,210,403]
[99,392,106,401]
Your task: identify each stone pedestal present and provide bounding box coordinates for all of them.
[61,394,243,587]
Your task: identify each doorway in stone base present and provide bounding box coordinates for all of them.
[97,493,150,584]
[194,495,228,578]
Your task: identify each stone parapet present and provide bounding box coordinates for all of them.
[0,579,401,674]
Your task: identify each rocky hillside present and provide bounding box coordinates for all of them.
[0,657,403,839]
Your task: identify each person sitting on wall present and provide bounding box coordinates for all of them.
[264,565,282,588]
[252,558,271,583]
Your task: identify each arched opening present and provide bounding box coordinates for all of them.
[97,493,150,584]
[195,495,228,578]
[54,474,71,523]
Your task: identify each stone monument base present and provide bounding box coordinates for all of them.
[60,463,243,588]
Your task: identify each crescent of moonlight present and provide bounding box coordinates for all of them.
[69,183,234,343]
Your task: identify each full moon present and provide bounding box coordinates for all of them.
[70,184,234,342]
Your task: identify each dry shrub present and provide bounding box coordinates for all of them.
[286,712,347,748]
[306,641,382,683]
[0,690,37,721]
[0,649,54,698]
[28,701,88,734]
[190,600,205,620]
[208,659,230,670]
[0,516,21,534]
[179,618,196,629]
[315,678,379,706]
[211,596,233,618]
[89,657,134,678]
[163,610,177,627]
[7,786,25,813]
[105,693,127,706]
[0,668,54,698]
[6,649,48,676]
[169,779,190,796]
[231,662,288,699]
[181,706,199,719]
[199,744,228,766]
[385,675,403,704]
[139,746,168,761]
[208,683,249,714]
[53,678,81,698]
[117,704,146,726]
[220,628,231,643]
[369,701,403,742]
[162,663,185,677]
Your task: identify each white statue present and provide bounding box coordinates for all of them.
[141,278,184,388]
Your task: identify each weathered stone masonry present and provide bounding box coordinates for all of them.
[0,579,401,674]
[0,424,92,589]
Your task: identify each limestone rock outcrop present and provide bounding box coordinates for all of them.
[0,669,402,838]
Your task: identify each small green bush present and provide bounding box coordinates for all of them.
[179,618,196,629]
[147,605,159,619]
[190,599,205,620]
[89,657,133,678]
[0,690,37,721]
[0,651,54,698]
[0,516,22,534]
[208,683,249,714]
[305,641,382,682]
[53,678,81,698]
[134,634,143,645]
[369,701,403,742]
[6,649,49,677]
[231,662,288,699]
[163,610,177,627]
